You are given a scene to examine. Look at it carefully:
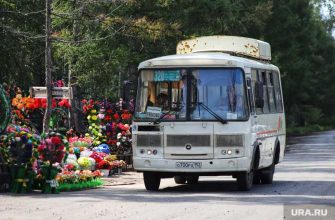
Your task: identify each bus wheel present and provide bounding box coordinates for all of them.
[260,164,275,184]
[186,176,199,184]
[174,176,187,184]
[143,172,161,191]
[237,170,254,191]
[253,171,261,184]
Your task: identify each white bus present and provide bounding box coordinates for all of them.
[132,36,286,191]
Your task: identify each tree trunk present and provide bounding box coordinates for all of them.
[66,0,84,132]
[43,0,52,134]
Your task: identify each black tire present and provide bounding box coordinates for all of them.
[237,170,254,191]
[253,171,261,184]
[260,164,275,184]
[143,172,161,191]
[174,176,187,184]
[186,176,199,184]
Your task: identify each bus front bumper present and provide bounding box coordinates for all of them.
[133,156,250,173]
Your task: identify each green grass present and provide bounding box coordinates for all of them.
[58,179,103,192]
[287,124,332,136]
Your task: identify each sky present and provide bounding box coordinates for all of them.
[319,0,335,37]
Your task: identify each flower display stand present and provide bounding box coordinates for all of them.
[10,164,35,193]
[40,164,60,194]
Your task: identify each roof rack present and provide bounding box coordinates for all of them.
[176,35,271,61]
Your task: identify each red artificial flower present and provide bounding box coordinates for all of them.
[117,123,127,131]
[52,99,57,108]
[37,144,45,152]
[90,152,106,163]
[121,112,132,120]
[56,151,65,163]
[93,170,103,177]
[65,164,74,171]
[113,113,119,120]
[56,80,64,87]
[33,98,42,109]
[58,145,65,151]
[107,139,117,146]
[51,136,62,145]
[104,115,112,121]
[97,160,111,169]
[41,98,47,109]
[58,99,71,108]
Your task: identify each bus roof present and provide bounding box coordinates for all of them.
[138,52,279,72]
[176,36,271,61]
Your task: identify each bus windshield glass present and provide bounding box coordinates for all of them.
[134,68,248,121]
[190,68,248,121]
[135,69,187,120]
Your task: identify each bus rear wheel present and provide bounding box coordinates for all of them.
[143,172,161,191]
[260,164,275,184]
[253,171,261,184]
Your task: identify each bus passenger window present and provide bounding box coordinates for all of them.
[268,72,277,113]
[261,71,270,114]
[246,78,255,115]
[252,69,263,114]
[273,72,283,112]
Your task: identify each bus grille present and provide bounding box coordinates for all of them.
[137,134,161,147]
[166,135,211,147]
[216,135,244,147]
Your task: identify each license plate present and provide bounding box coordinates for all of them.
[176,162,202,169]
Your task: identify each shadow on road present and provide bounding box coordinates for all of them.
[11,179,333,206]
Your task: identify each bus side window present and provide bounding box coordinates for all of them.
[273,72,283,112]
[261,71,270,114]
[267,72,277,113]
[246,78,255,115]
[252,69,263,114]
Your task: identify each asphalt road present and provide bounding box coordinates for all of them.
[1,131,335,220]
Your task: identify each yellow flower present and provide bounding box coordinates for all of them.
[91,115,97,121]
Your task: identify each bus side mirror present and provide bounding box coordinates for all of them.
[255,81,264,108]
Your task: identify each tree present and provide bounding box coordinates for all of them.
[0,0,45,92]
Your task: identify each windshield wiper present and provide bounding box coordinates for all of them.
[153,110,173,124]
[198,102,228,124]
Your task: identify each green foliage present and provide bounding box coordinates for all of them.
[0,0,45,90]
[1,0,335,129]
[287,124,330,136]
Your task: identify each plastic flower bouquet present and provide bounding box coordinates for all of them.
[37,133,68,193]
[5,130,38,193]
[96,160,111,170]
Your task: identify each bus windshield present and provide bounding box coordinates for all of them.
[134,68,248,121]
[190,68,248,120]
